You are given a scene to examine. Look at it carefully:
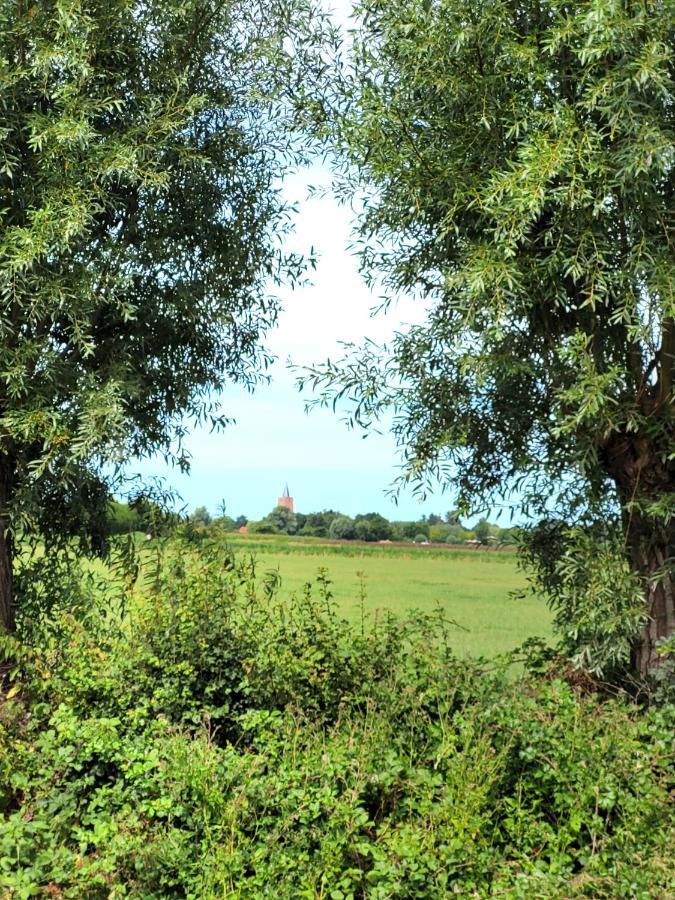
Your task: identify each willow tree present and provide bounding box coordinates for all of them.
[0,0,327,631]
[307,0,674,674]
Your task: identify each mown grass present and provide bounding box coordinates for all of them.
[223,533,552,658]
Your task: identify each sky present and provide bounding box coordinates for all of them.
[131,165,454,522]
[128,0,501,524]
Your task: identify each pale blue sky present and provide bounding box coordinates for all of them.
[131,165,456,521]
[129,2,496,523]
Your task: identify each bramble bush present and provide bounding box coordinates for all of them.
[0,533,673,897]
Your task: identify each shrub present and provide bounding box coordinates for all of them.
[1,535,673,898]
[247,519,277,534]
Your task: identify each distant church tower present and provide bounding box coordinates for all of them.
[277,483,294,512]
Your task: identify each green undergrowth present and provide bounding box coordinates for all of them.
[0,533,673,898]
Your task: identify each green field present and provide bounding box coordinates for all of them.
[224,534,553,658]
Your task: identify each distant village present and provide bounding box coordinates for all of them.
[184,485,520,547]
[108,485,519,545]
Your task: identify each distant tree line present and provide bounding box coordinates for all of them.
[228,506,517,546]
[188,506,248,532]
[108,499,519,546]
[106,499,180,537]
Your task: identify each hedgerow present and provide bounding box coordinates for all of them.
[0,534,673,898]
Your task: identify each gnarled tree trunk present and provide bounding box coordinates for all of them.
[603,432,675,676]
[0,453,15,633]
[627,524,675,675]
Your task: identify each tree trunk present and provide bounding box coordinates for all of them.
[603,432,674,677]
[0,526,13,634]
[628,527,674,676]
[0,455,14,633]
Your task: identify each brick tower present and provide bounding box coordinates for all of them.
[277,483,294,512]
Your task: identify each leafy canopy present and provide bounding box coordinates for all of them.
[302,0,674,673]
[0,0,326,555]
[307,0,673,519]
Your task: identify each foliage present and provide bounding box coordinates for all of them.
[106,497,177,536]
[299,509,341,537]
[519,520,648,676]
[189,506,212,527]
[0,536,673,897]
[354,512,393,542]
[305,0,675,672]
[444,526,467,543]
[214,514,238,532]
[474,519,491,546]
[428,523,449,542]
[653,636,675,705]
[0,0,330,628]
[266,505,299,535]
[13,549,109,644]
[129,495,179,537]
[392,519,428,541]
[329,515,357,540]
[249,505,299,535]
[106,501,141,535]
[247,518,277,534]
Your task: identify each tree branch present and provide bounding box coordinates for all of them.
[656,316,674,410]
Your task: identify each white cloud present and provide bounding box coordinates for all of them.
[133,129,444,519]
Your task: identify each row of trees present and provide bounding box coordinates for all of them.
[189,504,516,545]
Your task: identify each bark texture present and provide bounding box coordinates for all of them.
[629,538,674,675]
[0,454,14,633]
[602,432,675,676]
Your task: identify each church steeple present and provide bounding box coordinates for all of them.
[277,483,294,512]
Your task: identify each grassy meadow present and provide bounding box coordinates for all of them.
[21,531,552,658]
[221,533,553,658]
